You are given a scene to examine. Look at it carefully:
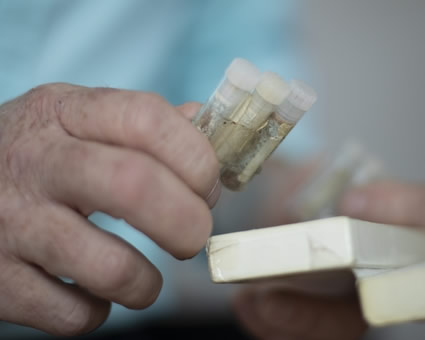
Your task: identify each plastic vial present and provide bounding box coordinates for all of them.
[221,79,317,191]
[192,58,260,138]
[213,72,290,169]
[290,142,384,221]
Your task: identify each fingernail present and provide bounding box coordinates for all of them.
[340,191,368,216]
[206,178,221,208]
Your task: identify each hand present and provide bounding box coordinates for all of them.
[233,179,425,340]
[0,83,220,335]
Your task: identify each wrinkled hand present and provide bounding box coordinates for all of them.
[0,83,220,335]
[233,180,425,340]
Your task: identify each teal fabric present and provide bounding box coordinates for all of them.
[0,0,297,102]
[0,0,319,159]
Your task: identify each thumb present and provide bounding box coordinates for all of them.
[339,180,425,228]
[176,102,202,120]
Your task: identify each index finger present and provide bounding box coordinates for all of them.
[38,83,218,199]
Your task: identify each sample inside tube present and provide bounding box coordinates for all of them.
[193,58,317,191]
[193,58,260,139]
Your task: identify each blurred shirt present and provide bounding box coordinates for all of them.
[0,0,320,337]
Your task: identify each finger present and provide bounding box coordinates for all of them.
[233,288,277,339]
[175,101,222,207]
[0,258,110,336]
[234,288,307,340]
[176,101,222,207]
[41,136,213,258]
[256,290,367,340]
[15,202,163,309]
[176,102,202,120]
[339,180,425,227]
[41,84,218,199]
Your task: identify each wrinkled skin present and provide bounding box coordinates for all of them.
[0,83,220,336]
[234,174,425,340]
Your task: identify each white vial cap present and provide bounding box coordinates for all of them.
[287,79,317,112]
[255,72,290,105]
[225,58,261,92]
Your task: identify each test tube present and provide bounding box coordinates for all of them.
[192,58,260,138]
[213,72,290,169]
[290,142,384,221]
[221,79,317,191]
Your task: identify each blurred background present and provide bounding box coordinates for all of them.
[1,0,424,339]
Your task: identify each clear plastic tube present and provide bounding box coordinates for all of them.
[290,141,385,221]
[214,72,290,169]
[192,58,260,138]
[221,80,317,191]
[193,59,315,191]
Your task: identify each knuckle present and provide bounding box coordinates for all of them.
[26,83,55,99]
[0,84,75,190]
[27,83,57,94]
[25,83,79,123]
[25,83,60,116]
[121,92,169,139]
